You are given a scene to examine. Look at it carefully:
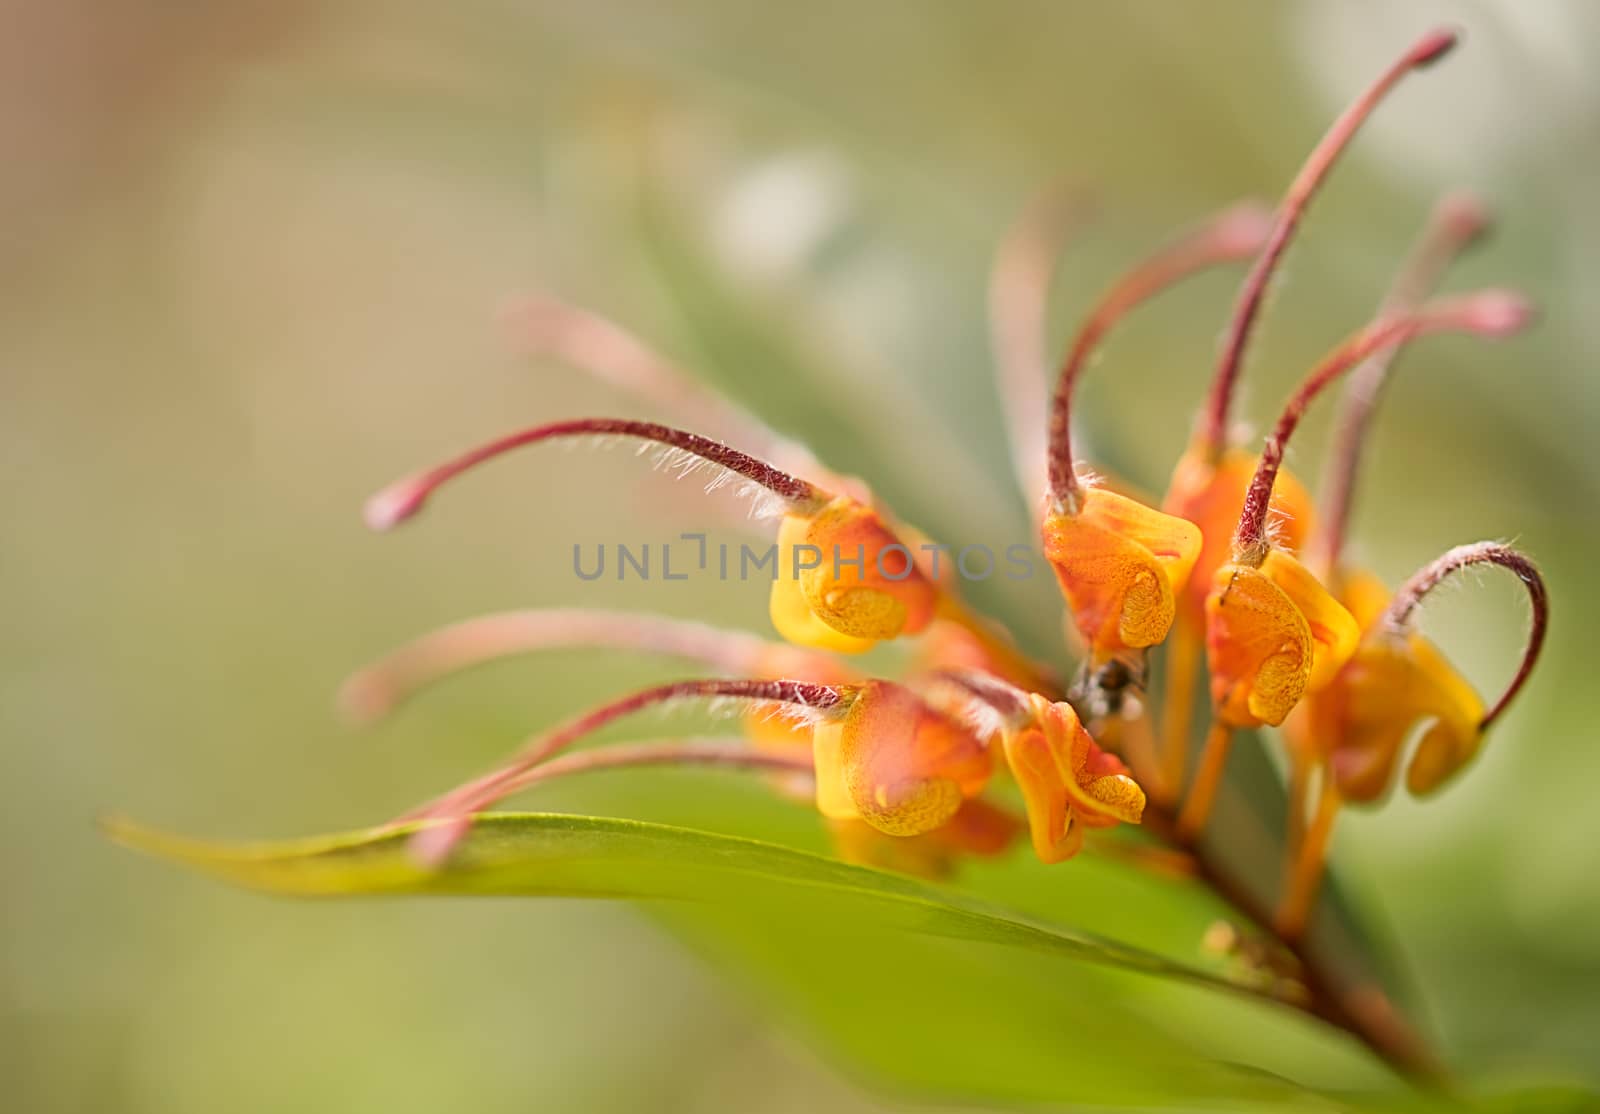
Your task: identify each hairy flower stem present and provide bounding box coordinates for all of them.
[1197,28,1459,459]
[365,417,831,531]
[989,182,1088,512]
[1232,292,1533,565]
[399,678,848,863]
[1045,201,1272,512]
[1384,542,1548,729]
[462,737,814,798]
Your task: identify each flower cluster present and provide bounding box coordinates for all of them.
[353,28,1548,937]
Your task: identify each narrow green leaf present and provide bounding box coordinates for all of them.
[107,811,1262,1000]
[108,810,1384,1108]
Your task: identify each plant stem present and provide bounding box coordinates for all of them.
[1139,803,1444,1084]
[1276,776,1341,941]
[1176,722,1233,840]
[1156,616,1201,807]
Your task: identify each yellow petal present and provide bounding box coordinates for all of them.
[1261,549,1360,691]
[856,777,966,838]
[1204,563,1312,727]
[1081,488,1204,590]
[1034,696,1147,829]
[1325,630,1486,802]
[837,681,992,837]
[999,726,1076,863]
[799,498,938,641]
[770,514,878,653]
[1041,489,1200,654]
[810,721,860,820]
[1333,567,1393,633]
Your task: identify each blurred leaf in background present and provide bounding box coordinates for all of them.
[6,1,1600,1111]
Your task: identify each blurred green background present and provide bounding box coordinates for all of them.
[5,1,1600,1110]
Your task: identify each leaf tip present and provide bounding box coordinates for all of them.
[99,812,203,864]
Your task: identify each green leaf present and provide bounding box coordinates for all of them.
[107,811,1247,991]
[108,810,1407,1109]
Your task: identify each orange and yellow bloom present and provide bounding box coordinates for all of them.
[312,29,1552,959]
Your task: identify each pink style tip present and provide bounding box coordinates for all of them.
[1461,290,1537,337]
[363,481,427,532]
[1408,27,1460,68]
[1438,192,1492,242]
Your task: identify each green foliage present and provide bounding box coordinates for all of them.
[110,810,1425,1109]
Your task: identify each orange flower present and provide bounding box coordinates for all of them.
[1041,489,1202,662]
[317,29,1549,945]
[1164,449,1315,625]
[936,673,1146,863]
[1037,203,1269,670]
[1205,549,1361,731]
[119,40,1567,1082]
[1151,450,1310,807]
[1274,546,1547,939]
[1002,694,1146,863]
[1178,291,1532,840]
[812,680,994,837]
[1262,193,1507,938]
[1309,621,1485,803]
[1296,546,1547,805]
[1155,28,1461,798]
[1283,193,1506,806]
[770,496,939,651]
[1208,293,1529,725]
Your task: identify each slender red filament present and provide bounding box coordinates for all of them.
[339,609,843,724]
[1232,290,1533,561]
[1196,27,1460,457]
[1314,193,1491,574]
[406,735,817,867]
[399,678,849,862]
[472,737,814,800]
[365,418,830,531]
[989,183,1089,510]
[1046,201,1273,511]
[932,668,1033,723]
[1382,542,1548,729]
